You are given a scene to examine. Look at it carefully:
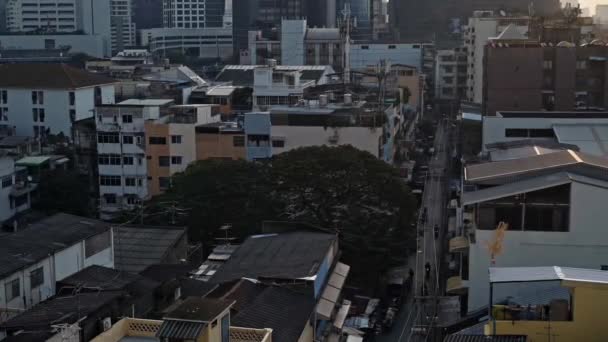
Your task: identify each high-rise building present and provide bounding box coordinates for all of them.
[389,0,560,42]
[133,0,163,30]
[337,0,371,36]
[6,0,79,32]
[162,0,226,28]
[111,0,136,52]
[0,0,7,32]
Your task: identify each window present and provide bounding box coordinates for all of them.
[38,109,45,123]
[125,177,136,186]
[221,314,230,342]
[137,178,143,186]
[543,60,553,69]
[126,196,140,205]
[149,136,167,145]
[158,156,170,167]
[98,154,121,165]
[30,267,44,288]
[85,230,111,257]
[171,156,182,165]
[171,135,182,144]
[505,129,528,138]
[32,108,38,122]
[98,133,120,144]
[5,279,19,301]
[576,60,587,69]
[103,193,117,204]
[602,265,608,271]
[233,136,245,147]
[159,177,170,189]
[272,139,285,148]
[136,136,143,145]
[69,92,75,106]
[123,135,134,144]
[0,107,7,121]
[2,176,12,188]
[123,156,134,165]
[529,129,555,138]
[69,109,76,122]
[122,115,133,123]
[1,90,7,104]
[100,175,121,186]
[31,91,43,104]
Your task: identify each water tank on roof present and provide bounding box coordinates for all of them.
[319,94,328,107]
[344,93,353,106]
[267,59,277,68]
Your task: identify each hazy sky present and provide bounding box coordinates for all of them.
[579,0,607,13]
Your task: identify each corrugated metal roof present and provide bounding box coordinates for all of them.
[465,150,608,183]
[489,266,608,284]
[444,335,527,342]
[156,320,205,340]
[554,124,608,157]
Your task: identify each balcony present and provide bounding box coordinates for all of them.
[446,276,468,295]
[449,236,469,253]
[90,318,272,342]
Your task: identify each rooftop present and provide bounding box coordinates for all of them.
[0,63,116,89]
[215,65,331,86]
[113,225,187,273]
[0,213,111,279]
[1,291,123,329]
[58,265,141,291]
[210,231,336,284]
[464,150,608,183]
[231,285,316,342]
[489,266,608,285]
[118,99,175,106]
[497,111,608,118]
[444,336,528,342]
[0,135,33,147]
[164,297,234,322]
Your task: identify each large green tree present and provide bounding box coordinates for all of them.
[150,146,417,286]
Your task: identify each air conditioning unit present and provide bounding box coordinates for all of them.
[102,317,112,331]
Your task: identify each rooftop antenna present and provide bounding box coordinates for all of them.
[217,224,237,246]
[341,3,352,84]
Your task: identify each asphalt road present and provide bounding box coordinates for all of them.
[409,120,451,341]
[376,119,451,342]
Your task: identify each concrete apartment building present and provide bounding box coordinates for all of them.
[435,47,468,100]
[139,27,233,60]
[483,42,608,116]
[0,213,113,322]
[0,63,116,138]
[95,99,221,217]
[452,150,608,312]
[145,104,220,196]
[464,12,530,105]
[0,154,35,227]
[2,0,134,54]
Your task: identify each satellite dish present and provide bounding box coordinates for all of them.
[500,10,506,17]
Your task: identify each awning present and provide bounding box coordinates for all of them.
[316,298,335,320]
[449,236,469,253]
[446,276,468,295]
[316,262,351,320]
[10,183,37,197]
[16,156,50,166]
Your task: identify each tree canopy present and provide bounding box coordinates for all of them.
[35,169,93,216]
[148,145,417,286]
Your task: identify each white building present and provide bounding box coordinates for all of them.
[349,43,424,71]
[454,150,608,311]
[3,0,133,55]
[595,4,608,24]
[5,0,78,32]
[139,27,233,60]
[463,11,530,104]
[252,64,333,111]
[0,63,116,138]
[482,111,608,157]
[435,47,468,100]
[0,213,113,322]
[95,99,220,217]
[95,99,173,218]
[0,154,34,226]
